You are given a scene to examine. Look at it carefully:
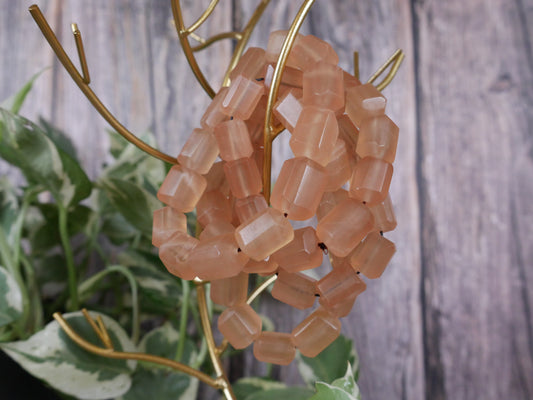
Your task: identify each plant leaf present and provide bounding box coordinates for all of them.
[297,335,359,387]
[128,265,181,314]
[38,117,79,162]
[232,377,287,399]
[1,69,48,114]
[0,266,23,328]
[1,311,136,399]
[244,387,315,400]
[121,323,198,400]
[99,178,161,236]
[0,109,91,207]
[0,178,19,244]
[330,364,360,398]
[309,382,357,400]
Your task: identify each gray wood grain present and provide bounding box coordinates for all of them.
[1,0,532,399]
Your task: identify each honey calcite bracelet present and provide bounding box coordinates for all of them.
[152,30,398,365]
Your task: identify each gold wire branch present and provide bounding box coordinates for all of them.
[367,48,405,91]
[28,5,176,165]
[53,310,224,389]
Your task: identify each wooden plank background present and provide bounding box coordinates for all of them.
[1,0,532,399]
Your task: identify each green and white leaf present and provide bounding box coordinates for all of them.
[297,335,359,387]
[121,323,198,400]
[232,377,287,399]
[0,177,19,243]
[0,266,23,328]
[0,109,91,207]
[128,266,181,313]
[309,382,358,400]
[243,387,315,400]
[1,69,47,114]
[1,311,136,399]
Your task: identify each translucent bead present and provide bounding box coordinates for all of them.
[152,206,187,248]
[324,139,352,192]
[199,220,235,241]
[214,119,254,161]
[345,83,386,127]
[187,233,248,280]
[253,142,265,177]
[196,190,232,227]
[292,307,341,357]
[210,272,249,306]
[273,88,303,133]
[159,231,199,280]
[337,114,359,158]
[316,198,374,257]
[368,195,397,232]
[349,157,393,206]
[271,227,323,272]
[322,291,357,318]
[303,62,344,114]
[201,87,230,128]
[224,157,262,199]
[343,70,361,90]
[221,75,264,120]
[243,258,279,275]
[234,194,268,224]
[357,115,399,163]
[290,106,338,166]
[265,30,303,67]
[253,332,296,365]
[157,165,207,213]
[177,127,219,174]
[235,208,294,261]
[264,64,303,89]
[317,263,366,309]
[205,161,230,196]
[316,189,349,221]
[271,157,327,221]
[230,47,266,81]
[218,304,262,349]
[290,35,339,71]
[349,232,396,279]
[271,269,317,309]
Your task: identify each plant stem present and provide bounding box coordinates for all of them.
[175,279,190,362]
[58,204,78,311]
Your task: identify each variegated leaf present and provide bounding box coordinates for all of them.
[0,266,23,328]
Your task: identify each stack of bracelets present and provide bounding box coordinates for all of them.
[152,30,398,365]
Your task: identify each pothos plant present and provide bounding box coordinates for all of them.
[0,76,362,399]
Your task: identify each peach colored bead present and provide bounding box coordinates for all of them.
[271,227,323,272]
[152,206,187,248]
[210,272,249,306]
[316,198,374,257]
[235,208,294,261]
[187,233,248,280]
[321,291,357,318]
[214,119,254,161]
[196,190,232,227]
[221,75,264,120]
[177,127,219,175]
[343,71,361,90]
[224,157,262,199]
[264,64,303,89]
[273,88,303,133]
[243,258,279,275]
[199,220,235,241]
[201,87,230,128]
[317,263,366,309]
[290,35,339,71]
[265,30,303,67]
[345,83,386,127]
[234,194,268,224]
[218,304,262,349]
[230,47,266,81]
[270,157,327,220]
[316,189,349,221]
[205,161,230,196]
[159,231,199,280]
[349,157,393,206]
[303,62,344,114]
[253,332,296,365]
[292,307,341,357]
[337,114,359,156]
[253,142,265,176]
[324,139,352,192]
[368,195,397,232]
[349,232,396,279]
[357,115,399,163]
[271,270,317,309]
[290,106,338,166]
[157,165,207,213]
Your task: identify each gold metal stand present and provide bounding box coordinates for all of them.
[30,1,404,399]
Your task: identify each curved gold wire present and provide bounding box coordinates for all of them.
[191,31,243,52]
[367,48,405,91]
[28,5,177,165]
[183,0,220,34]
